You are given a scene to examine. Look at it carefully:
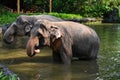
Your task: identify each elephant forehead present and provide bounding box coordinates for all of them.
[16,19,24,24]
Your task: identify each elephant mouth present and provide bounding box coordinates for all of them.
[26,40,40,57]
[29,44,40,57]
[27,45,40,57]
[26,37,41,57]
[34,45,40,54]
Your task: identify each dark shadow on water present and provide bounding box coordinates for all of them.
[0,56,53,65]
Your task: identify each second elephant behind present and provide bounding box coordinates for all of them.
[3,15,63,44]
[26,20,100,64]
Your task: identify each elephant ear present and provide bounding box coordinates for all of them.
[24,23,33,33]
[17,15,33,33]
[49,25,62,42]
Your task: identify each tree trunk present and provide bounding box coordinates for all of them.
[17,0,20,14]
[49,0,52,13]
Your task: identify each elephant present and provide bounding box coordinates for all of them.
[26,20,100,64]
[3,15,63,44]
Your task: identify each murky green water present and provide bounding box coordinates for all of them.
[0,24,120,80]
[89,24,120,80]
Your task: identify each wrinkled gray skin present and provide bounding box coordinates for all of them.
[3,15,63,44]
[26,20,100,64]
[2,24,11,35]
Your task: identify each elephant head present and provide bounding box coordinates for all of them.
[3,15,63,44]
[3,22,17,44]
[3,15,33,44]
[26,20,62,57]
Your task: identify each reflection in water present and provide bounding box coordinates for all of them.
[0,48,99,80]
[38,60,98,80]
[0,23,120,80]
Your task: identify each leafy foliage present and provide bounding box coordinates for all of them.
[1,0,120,18]
[0,5,82,25]
[0,5,19,25]
[23,0,49,12]
[0,0,120,24]
[0,64,19,80]
[22,0,120,17]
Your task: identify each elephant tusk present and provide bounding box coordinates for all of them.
[34,49,40,53]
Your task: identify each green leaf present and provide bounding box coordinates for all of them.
[0,71,2,75]
[10,75,17,80]
[1,75,9,80]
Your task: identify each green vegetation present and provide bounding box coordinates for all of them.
[0,12,82,25]
[0,4,83,25]
[26,12,82,20]
[23,0,120,17]
[0,66,19,80]
[48,12,82,19]
[0,0,120,25]
[0,71,17,80]
[0,12,19,25]
[0,5,19,25]
[118,8,120,22]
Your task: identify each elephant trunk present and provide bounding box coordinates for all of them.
[3,29,15,44]
[3,23,16,44]
[26,36,40,57]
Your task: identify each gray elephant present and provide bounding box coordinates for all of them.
[26,20,100,64]
[3,15,63,44]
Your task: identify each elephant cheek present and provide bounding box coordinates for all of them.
[26,37,40,57]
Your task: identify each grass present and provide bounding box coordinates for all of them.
[0,11,82,25]
[0,12,19,25]
[47,12,82,19]
[0,5,19,25]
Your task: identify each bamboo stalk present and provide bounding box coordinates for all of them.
[49,0,52,13]
[17,0,20,14]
